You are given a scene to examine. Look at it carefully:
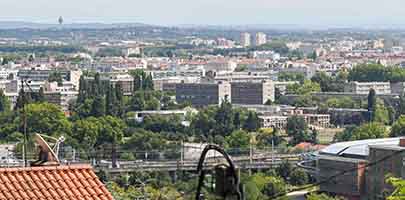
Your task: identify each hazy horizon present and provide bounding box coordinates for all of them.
[1,0,405,26]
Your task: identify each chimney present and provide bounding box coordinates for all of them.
[400,138,405,147]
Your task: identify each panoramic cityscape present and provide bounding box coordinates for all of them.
[1,0,405,200]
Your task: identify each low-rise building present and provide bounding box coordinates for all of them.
[315,138,405,200]
[344,82,391,94]
[390,82,405,94]
[259,115,288,129]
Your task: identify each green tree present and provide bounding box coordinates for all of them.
[233,111,242,129]
[334,126,357,142]
[115,82,124,117]
[278,72,305,83]
[77,75,88,104]
[256,128,285,147]
[311,72,331,92]
[225,130,250,149]
[97,115,126,168]
[71,117,102,154]
[390,115,405,137]
[130,91,145,111]
[276,160,294,180]
[293,95,314,107]
[91,95,105,117]
[214,99,234,137]
[349,122,387,141]
[262,176,287,197]
[289,169,309,185]
[373,100,390,125]
[190,110,216,140]
[243,111,260,132]
[0,89,10,112]
[326,97,356,108]
[125,129,167,152]
[368,88,377,111]
[287,80,321,95]
[311,72,346,92]
[106,84,117,116]
[309,51,317,60]
[348,63,386,82]
[399,94,405,116]
[15,88,32,110]
[287,116,312,145]
[25,103,72,136]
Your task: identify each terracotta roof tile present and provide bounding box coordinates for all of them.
[0,164,113,200]
[0,183,7,191]
[18,190,30,199]
[26,189,37,199]
[3,191,14,199]
[0,192,6,200]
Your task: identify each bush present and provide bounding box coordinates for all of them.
[289,169,309,186]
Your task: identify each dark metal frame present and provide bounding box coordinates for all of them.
[195,144,243,200]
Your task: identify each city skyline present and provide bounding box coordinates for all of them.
[1,0,405,26]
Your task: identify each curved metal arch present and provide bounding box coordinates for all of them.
[195,144,242,200]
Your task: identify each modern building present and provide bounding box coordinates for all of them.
[255,32,267,46]
[314,138,405,200]
[108,74,134,96]
[18,69,82,88]
[300,114,330,128]
[214,71,277,83]
[259,115,288,129]
[230,81,275,105]
[240,32,251,47]
[175,82,231,106]
[390,82,405,95]
[366,143,405,200]
[344,82,391,95]
[318,155,367,200]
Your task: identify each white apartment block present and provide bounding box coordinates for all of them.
[241,32,251,47]
[259,115,288,129]
[344,82,391,94]
[255,32,267,46]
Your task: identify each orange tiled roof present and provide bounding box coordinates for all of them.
[0,164,113,200]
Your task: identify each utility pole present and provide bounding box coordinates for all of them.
[249,142,253,176]
[271,139,274,168]
[21,79,28,167]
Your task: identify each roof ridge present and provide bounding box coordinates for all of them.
[0,164,93,172]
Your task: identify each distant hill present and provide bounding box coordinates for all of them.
[0,21,155,29]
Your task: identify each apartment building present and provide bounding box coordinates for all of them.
[344,82,391,94]
[255,32,267,46]
[240,32,251,47]
[175,82,231,106]
[259,115,288,129]
[231,81,275,105]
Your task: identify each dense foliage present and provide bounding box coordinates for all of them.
[348,63,405,82]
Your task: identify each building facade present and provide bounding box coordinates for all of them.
[255,32,267,46]
[240,32,251,47]
[230,81,275,105]
[175,82,231,106]
[344,82,391,94]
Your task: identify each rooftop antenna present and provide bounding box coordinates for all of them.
[34,133,65,163]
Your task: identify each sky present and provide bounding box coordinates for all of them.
[0,0,405,26]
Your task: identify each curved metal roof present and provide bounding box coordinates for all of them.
[319,137,401,157]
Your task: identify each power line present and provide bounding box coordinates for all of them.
[269,149,405,199]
